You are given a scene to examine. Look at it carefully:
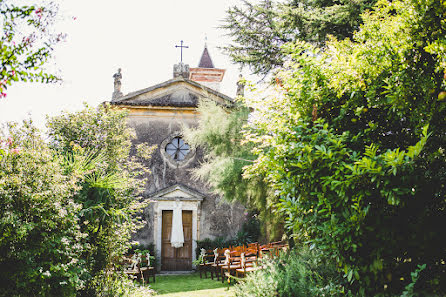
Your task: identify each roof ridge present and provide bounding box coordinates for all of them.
[109,78,233,106]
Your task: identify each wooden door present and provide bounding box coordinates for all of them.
[161,210,192,271]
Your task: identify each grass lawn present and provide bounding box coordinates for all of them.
[148,272,235,296]
[155,287,234,297]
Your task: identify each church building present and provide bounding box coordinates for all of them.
[109,44,246,271]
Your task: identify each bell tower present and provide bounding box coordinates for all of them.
[189,44,225,91]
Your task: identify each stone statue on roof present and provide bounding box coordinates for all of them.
[236,74,245,97]
[113,68,122,91]
[112,68,123,100]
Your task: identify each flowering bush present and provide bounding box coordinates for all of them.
[0,105,152,296]
[0,122,88,295]
[47,104,152,296]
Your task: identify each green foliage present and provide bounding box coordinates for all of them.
[0,104,152,296]
[90,270,154,297]
[239,0,446,294]
[47,103,138,170]
[183,99,255,205]
[221,0,376,75]
[400,264,426,297]
[234,247,345,297]
[196,237,229,251]
[183,99,282,239]
[129,243,157,268]
[195,236,239,258]
[0,0,63,98]
[47,104,151,296]
[260,120,432,293]
[0,121,87,296]
[191,0,446,293]
[238,212,261,244]
[192,258,203,266]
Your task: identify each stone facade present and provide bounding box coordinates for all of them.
[109,52,245,270]
[125,100,245,242]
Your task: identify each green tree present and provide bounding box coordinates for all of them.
[221,0,376,75]
[0,1,63,98]
[184,100,259,206]
[183,99,284,240]
[0,121,87,296]
[47,104,152,295]
[241,0,446,294]
[192,0,446,294]
[0,104,151,296]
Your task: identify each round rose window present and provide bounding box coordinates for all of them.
[165,137,190,161]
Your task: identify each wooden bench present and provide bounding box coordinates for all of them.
[123,254,143,282]
[235,248,261,278]
[203,241,289,282]
[198,249,215,279]
[139,254,156,284]
[210,248,226,281]
[122,253,156,284]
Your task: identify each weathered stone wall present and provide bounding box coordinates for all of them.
[126,110,245,247]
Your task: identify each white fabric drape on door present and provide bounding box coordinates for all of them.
[170,200,184,248]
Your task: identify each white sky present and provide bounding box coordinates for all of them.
[0,0,257,129]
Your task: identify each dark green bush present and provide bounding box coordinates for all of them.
[240,0,446,294]
[238,212,261,244]
[235,247,443,297]
[129,243,157,269]
[195,237,230,259]
[234,246,345,297]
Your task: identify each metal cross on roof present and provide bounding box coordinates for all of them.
[175,40,189,63]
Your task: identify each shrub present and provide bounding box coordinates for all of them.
[90,270,154,297]
[237,212,261,245]
[0,122,88,296]
[234,246,345,297]
[241,0,446,294]
[47,105,151,296]
[196,237,230,258]
[0,105,152,296]
[131,243,157,269]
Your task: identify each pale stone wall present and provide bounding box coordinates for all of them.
[126,108,246,249]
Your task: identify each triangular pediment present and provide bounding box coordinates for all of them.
[149,184,205,201]
[110,77,232,108]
